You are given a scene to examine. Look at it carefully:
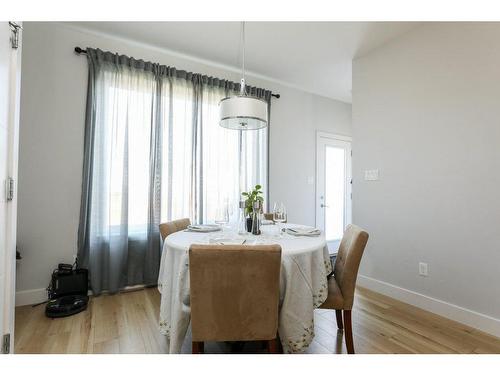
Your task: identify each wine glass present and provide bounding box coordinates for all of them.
[215,203,230,232]
[273,202,287,237]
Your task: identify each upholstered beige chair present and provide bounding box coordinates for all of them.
[159,218,191,241]
[189,244,282,354]
[319,224,369,354]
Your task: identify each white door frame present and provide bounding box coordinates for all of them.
[0,21,22,354]
[315,131,352,242]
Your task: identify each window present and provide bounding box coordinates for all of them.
[95,68,267,234]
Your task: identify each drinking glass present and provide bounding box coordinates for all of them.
[273,202,287,237]
[215,203,230,232]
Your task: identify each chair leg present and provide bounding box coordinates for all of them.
[335,309,344,330]
[192,341,204,354]
[267,338,279,354]
[343,310,354,354]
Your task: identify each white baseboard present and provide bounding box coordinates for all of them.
[15,288,48,306]
[357,274,500,338]
[15,284,147,307]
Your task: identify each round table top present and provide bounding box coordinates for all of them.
[164,223,327,256]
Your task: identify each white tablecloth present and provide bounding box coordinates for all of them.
[157,224,332,353]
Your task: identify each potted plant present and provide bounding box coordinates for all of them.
[241,184,264,232]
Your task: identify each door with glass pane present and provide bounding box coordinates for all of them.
[316,133,352,254]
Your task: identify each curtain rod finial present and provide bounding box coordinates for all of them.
[74,47,86,54]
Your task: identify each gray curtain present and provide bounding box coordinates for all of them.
[78,48,272,295]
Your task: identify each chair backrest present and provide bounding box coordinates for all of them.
[334,224,369,309]
[159,218,191,241]
[189,244,282,342]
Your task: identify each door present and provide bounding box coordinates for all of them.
[0,21,22,354]
[316,132,352,254]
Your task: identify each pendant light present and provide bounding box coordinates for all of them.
[219,22,268,130]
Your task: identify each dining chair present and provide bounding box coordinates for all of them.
[263,213,287,223]
[159,218,191,241]
[319,224,369,354]
[189,244,282,354]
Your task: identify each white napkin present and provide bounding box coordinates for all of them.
[209,238,247,245]
[285,227,321,237]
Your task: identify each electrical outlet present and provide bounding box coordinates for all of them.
[419,262,428,277]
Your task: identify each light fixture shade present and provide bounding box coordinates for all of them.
[219,96,268,130]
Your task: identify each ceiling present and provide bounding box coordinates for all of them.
[67,22,421,102]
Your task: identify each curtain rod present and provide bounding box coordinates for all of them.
[74,47,281,99]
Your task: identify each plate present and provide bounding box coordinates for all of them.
[186,224,222,233]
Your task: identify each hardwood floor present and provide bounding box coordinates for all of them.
[14,286,500,354]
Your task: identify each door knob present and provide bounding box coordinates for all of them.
[320,204,329,208]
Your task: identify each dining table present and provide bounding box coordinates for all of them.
[157,223,332,353]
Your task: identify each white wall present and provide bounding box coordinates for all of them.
[16,22,351,302]
[352,22,500,333]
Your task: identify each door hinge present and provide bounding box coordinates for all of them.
[6,177,14,201]
[2,334,10,354]
[9,21,22,49]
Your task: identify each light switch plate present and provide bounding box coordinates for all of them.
[364,169,379,181]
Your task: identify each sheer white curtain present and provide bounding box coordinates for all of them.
[160,81,267,224]
[95,73,267,230]
[159,77,195,222]
[98,69,155,233]
[79,48,270,294]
